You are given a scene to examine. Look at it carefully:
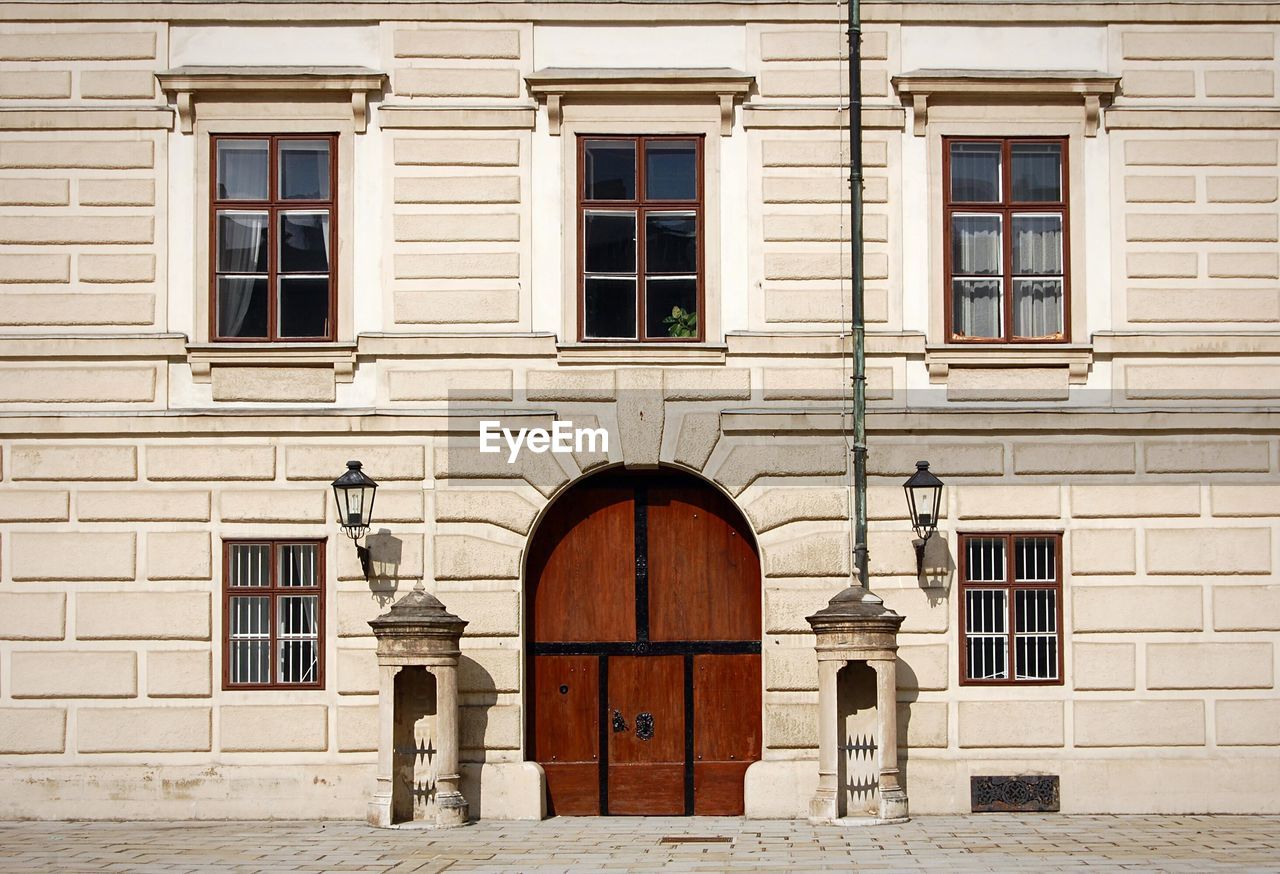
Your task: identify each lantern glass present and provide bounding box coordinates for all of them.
[903,460,944,539]
[331,460,378,535]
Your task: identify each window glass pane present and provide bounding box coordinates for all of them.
[277,595,319,684]
[229,595,271,684]
[217,276,268,338]
[646,212,697,274]
[279,543,320,587]
[950,142,1001,202]
[645,278,697,338]
[964,589,1008,680]
[217,139,268,200]
[583,211,636,274]
[584,140,636,200]
[952,279,1002,340]
[1014,537,1057,582]
[964,537,1007,582]
[1012,215,1062,276]
[279,277,330,338]
[279,139,331,200]
[583,277,637,339]
[951,214,1001,275]
[1014,589,1058,680]
[217,212,268,273]
[645,140,697,200]
[1012,143,1062,202]
[1012,279,1063,340]
[280,211,330,273]
[227,543,271,587]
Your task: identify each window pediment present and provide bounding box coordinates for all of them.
[893,69,1120,136]
[157,66,387,134]
[525,67,754,135]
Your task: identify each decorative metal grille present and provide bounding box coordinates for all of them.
[971,775,1060,812]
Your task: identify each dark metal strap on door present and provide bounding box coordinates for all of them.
[683,652,695,815]
[598,654,610,814]
[634,482,649,644]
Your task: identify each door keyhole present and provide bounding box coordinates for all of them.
[612,709,629,733]
[635,712,655,741]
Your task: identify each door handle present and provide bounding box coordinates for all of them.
[612,709,629,733]
[635,712,654,741]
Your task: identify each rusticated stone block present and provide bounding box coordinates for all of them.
[1147,642,1273,689]
[337,705,378,752]
[1127,364,1280,400]
[0,490,69,522]
[0,140,153,169]
[1125,138,1276,167]
[434,534,521,580]
[0,253,69,283]
[460,647,520,693]
[1075,700,1204,747]
[957,485,1059,520]
[439,591,519,636]
[958,702,1065,748]
[389,368,513,402]
[0,215,153,245]
[898,644,948,691]
[77,593,209,641]
[1208,252,1279,279]
[147,532,211,580]
[1014,442,1134,474]
[210,367,333,403]
[526,369,615,401]
[11,531,135,581]
[435,490,538,534]
[744,487,847,534]
[0,292,155,327]
[0,31,157,61]
[767,703,819,749]
[374,490,424,523]
[395,138,519,166]
[1073,586,1202,632]
[870,443,1003,477]
[1217,700,1280,745]
[663,367,750,400]
[765,647,818,691]
[394,289,519,325]
[0,70,70,98]
[10,651,137,698]
[1128,288,1280,323]
[395,212,519,242]
[1071,529,1136,575]
[0,593,65,640]
[715,443,846,496]
[221,705,328,752]
[461,704,521,750]
[899,702,948,748]
[78,178,155,206]
[78,707,211,752]
[1069,484,1199,518]
[337,648,378,694]
[1120,70,1195,98]
[1073,642,1136,691]
[671,411,721,472]
[1205,69,1274,97]
[1207,176,1278,203]
[148,650,212,698]
[78,490,209,522]
[1125,251,1197,278]
[11,444,136,481]
[220,490,326,523]
[79,254,155,283]
[764,588,838,634]
[1127,213,1277,243]
[395,68,520,98]
[0,366,155,404]
[1121,30,1273,60]
[434,442,568,498]
[0,178,68,206]
[1146,527,1271,575]
[79,70,156,99]
[1146,441,1270,473]
[286,445,424,482]
[0,708,65,753]
[337,532,423,581]
[393,176,519,205]
[1213,585,1280,631]
[146,445,274,481]
[764,532,849,578]
[393,28,521,59]
[877,588,949,633]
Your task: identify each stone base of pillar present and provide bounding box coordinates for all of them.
[807,787,838,824]
[435,791,470,828]
[367,793,392,829]
[878,787,909,823]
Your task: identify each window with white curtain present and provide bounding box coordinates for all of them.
[945,138,1067,342]
[213,135,336,341]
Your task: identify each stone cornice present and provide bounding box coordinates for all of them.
[156,66,387,133]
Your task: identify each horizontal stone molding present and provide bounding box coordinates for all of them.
[186,343,356,385]
[378,105,537,130]
[1107,108,1280,129]
[925,345,1092,385]
[741,104,906,130]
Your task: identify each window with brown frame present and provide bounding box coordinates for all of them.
[958,532,1063,685]
[944,137,1069,343]
[222,540,324,689]
[211,135,336,341]
[578,135,703,342]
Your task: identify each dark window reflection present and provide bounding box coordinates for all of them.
[217,140,268,200]
[279,277,330,337]
[280,140,331,200]
[646,213,696,274]
[646,278,697,338]
[584,212,636,274]
[280,212,330,273]
[217,276,268,338]
[217,212,268,273]
[584,277,637,338]
[645,140,697,200]
[584,140,636,200]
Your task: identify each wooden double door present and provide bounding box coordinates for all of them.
[527,470,762,815]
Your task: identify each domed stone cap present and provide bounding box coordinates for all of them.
[806,584,905,630]
[369,587,468,636]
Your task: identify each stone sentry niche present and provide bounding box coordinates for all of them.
[368,589,469,829]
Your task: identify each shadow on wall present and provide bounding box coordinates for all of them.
[365,530,404,606]
[894,666,922,801]
[918,532,955,605]
[458,656,497,818]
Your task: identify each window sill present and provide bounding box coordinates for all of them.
[925,344,1092,384]
[187,342,357,383]
[556,343,727,366]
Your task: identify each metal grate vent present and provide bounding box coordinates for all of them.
[971,775,1060,812]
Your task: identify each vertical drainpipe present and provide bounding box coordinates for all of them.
[848,0,870,589]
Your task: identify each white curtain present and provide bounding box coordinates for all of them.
[952,215,1002,338]
[217,143,268,200]
[1012,216,1063,339]
[217,212,267,337]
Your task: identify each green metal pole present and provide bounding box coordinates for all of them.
[848,0,869,589]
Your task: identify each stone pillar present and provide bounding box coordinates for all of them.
[873,658,908,822]
[368,588,469,829]
[806,585,907,826]
[367,664,401,828]
[433,662,468,826]
[809,658,843,823]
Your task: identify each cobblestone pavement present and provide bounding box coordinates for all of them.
[1,815,1278,873]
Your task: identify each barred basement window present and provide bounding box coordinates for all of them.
[222,540,325,689]
[959,533,1063,685]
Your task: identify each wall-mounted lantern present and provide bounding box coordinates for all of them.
[332,460,378,579]
[903,460,943,573]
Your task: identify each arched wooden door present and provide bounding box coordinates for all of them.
[527,468,762,816]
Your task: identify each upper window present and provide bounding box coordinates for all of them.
[222,540,324,689]
[578,135,703,342]
[959,532,1062,686]
[212,135,336,342]
[944,138,1068,343]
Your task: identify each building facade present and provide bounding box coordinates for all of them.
[0,0,1278,821]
